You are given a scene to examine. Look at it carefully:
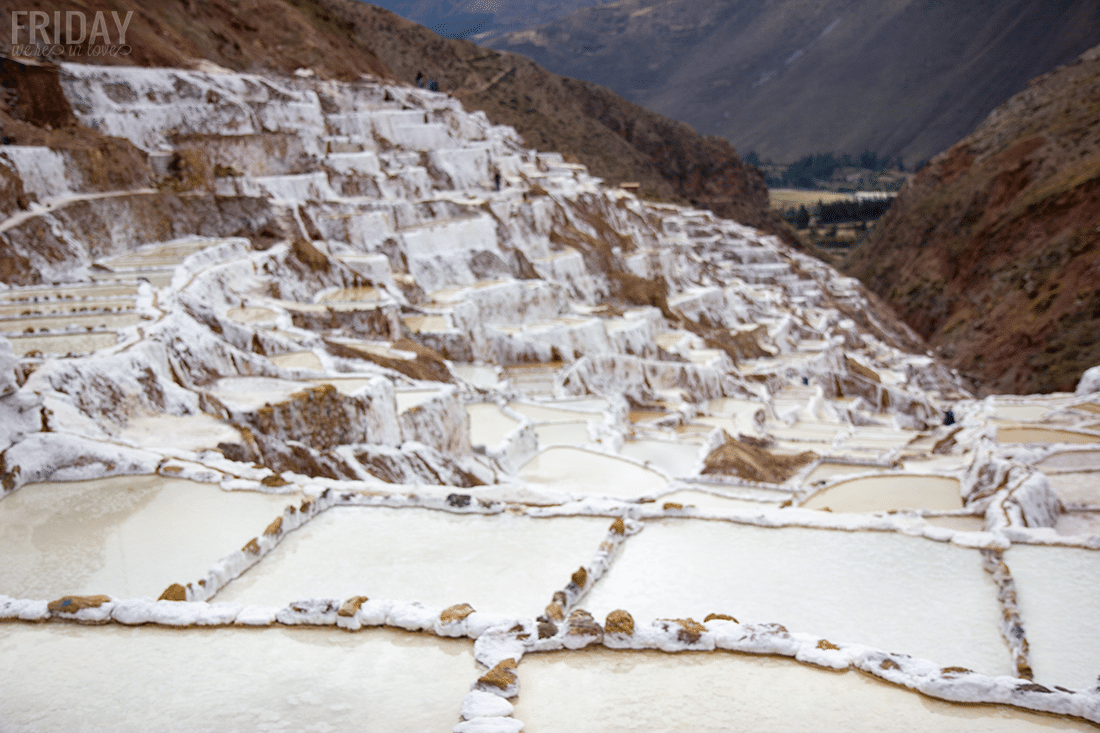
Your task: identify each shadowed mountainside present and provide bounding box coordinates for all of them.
[493,0,1100,166]
[0,0,799,248]
[844,44,1100,395]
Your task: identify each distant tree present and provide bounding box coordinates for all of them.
[743,150,761,166]
[859,150,878,170]
[794,205,810,229]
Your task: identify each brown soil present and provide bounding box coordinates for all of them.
[846,44,1100,394]
[324,337,453,383]
[157,583,188,602]
[702,430,816,484]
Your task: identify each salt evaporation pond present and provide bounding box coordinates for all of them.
[803,462,885,485]
[0,476,293,600]
[534,422,591,447]
[998,428,1100,445]
[466,403,519,447]
[1007,545,1100,691]
[6,331,118,356]
[0,624,472,733]
[269,351,324,370]
[801,475,963,512]
[519,447,668,498]
[581,519,1011,676]
[514,648,1095,733]
[118,413,243,452]
[214,507,612,617]
[619,439,701,476]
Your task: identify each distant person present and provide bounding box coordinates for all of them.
[494,172,501,191]
[428,79,439,92]
[416,72,424,88]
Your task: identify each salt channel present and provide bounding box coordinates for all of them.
[0,476,293,600]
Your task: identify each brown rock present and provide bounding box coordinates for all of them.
[47,595,111,614]
[263,516,283,536]
[609,517,626,535]
[537,621,558,639]
[440,603,476,624]
[544,602,565,622]
[880,658,901,671]
[157,584,187,602]
[478,658,518,690]
[570,567,588,588]
[704,613,738,623]
[337,596,369,617]
[261,474,290,487]
[242,538,261,554]
[817,639,840,651]
[662,502,684,510]
[604,609,634,635]
[567,609,604,640]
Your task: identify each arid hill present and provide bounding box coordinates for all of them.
[844,44,1100,395]
[493,0,1100,165]
[0,0,797,247]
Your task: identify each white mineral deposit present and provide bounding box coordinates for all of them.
[1,59,1098,732]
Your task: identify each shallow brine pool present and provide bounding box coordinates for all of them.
[0,476,294,601]
[581,519,1010,676]
[213,506,612,617]
[0,624,473,733]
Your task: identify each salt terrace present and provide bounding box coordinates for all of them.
[1,62,1099,731]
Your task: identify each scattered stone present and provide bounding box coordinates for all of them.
[537,620,558,639]
[158,584,187,602]
[704,613,738,623]
[47,595,111,614]
[605,609,634,635]
[337,596,369,618]
[477,658,518,690]
[440,603,476,624]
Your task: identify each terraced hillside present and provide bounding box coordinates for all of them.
[1,61,1100,730]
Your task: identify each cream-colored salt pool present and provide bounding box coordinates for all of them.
[0,312,143,333]
[0,624,473,733]
[581,519,1010,676]
[213,507,612,617]
[1008,544,1100,691]
[467,403,519,447]
[0,476,294,600]
[619,439,701,476]
[534,422,591,447]
[803,462,884,485]
[117,413,243,452]
[997,428,1100,445]
[519,447,668,498]
[269,351,324,370]
[514,648,1095,732]
[801,474,962,512]
[6,331,118,356]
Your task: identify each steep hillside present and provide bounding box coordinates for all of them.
[845,44,1100,395]
[360,0,617,42]
[493,0,1100,165]
[0,0,797,247]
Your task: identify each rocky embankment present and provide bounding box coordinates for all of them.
[846,44,1100,395]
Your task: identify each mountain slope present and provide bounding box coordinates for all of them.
[358,0,618,42]
[493,0,1100,165]
[0,0,797,247]
[844,44,1100,395]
